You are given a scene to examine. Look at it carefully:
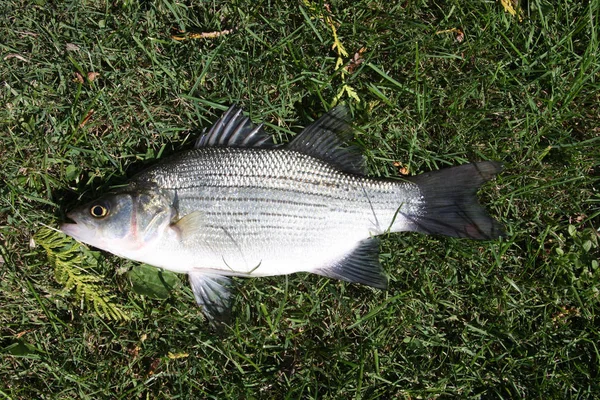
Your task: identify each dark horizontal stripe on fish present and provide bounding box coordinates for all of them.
[201,213,329,223]
[246,212,327,220]
[203,213,327,222]
[202,205,361,216]
[203,211,250,217]
[203,224,325,233]
[174,183,396,206]
[178,190,398,214]
[164,174,395,197]
[170,179,360,195]
[196,168,360,184]
[178,195,330,209]
[257,207,362,218]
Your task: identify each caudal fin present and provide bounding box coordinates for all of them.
[407,161,504,240]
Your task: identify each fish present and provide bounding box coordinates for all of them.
[61,105,504,322]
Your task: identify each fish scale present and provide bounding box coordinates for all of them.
[61,105,504,322]
[138,147,419,244]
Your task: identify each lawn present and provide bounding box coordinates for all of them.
[1,0,598,398]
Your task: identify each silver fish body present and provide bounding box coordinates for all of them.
[61,105,503,321]
[132,147,421,276]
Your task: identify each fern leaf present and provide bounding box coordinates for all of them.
[34,227,130,321]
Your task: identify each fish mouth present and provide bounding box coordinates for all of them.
[59,212,101,248]
[60,213,81,237]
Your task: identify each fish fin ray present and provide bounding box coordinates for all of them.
[195,105,278,149]
[172,211,205,240]
[189,271,233,323]
[314,238,387,289]
[406,161,505,240]
[287,106,367,175]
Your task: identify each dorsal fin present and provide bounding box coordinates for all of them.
[286,106,366,175]
[195,105,277,149]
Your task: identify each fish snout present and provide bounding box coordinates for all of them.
[60,212,82,237]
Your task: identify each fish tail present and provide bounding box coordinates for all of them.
[407,161,504,240]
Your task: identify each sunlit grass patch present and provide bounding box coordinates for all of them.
[0,0,598,398]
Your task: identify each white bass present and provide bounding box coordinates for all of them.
[61,105,504,321]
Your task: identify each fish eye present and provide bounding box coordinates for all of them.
[90,204,109,218]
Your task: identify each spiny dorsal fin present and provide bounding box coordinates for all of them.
[195,105,277,149]
[314,238,388,289]
[287,106,367,175]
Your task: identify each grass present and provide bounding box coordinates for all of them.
[1,0,599,398]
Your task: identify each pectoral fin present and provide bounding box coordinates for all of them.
[172,211,205,241]
[188,271,233,323]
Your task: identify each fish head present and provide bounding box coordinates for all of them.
[60,189,174,256]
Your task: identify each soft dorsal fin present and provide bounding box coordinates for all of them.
[313,238,388,289]
[195,105,277,149]
[287,106,367,175]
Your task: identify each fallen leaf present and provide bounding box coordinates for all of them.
[436,28,465,43]
[147,358,160,376]
[171,28,234,41]
[129,344,141,358]
[87,72,100,82]
[455,29,464,43]
[393,161,409,175]
[552,306,580,324]
[79,109,95,128]
[128,264,179,299]
[73,72,84,84]
[168,352,189,359]
[65,43,80,52]
[345,47,366,74]
[15,330,32,339]
[4,54,29,62]
[18,31,39,38]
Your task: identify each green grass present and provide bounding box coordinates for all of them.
[1,0,599,398]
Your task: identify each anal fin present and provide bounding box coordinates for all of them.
[188,271,233,323]
[314,238,388,289]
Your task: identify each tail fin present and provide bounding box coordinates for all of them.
[407,161,504,240]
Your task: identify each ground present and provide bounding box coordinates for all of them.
[0,0,598,398]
